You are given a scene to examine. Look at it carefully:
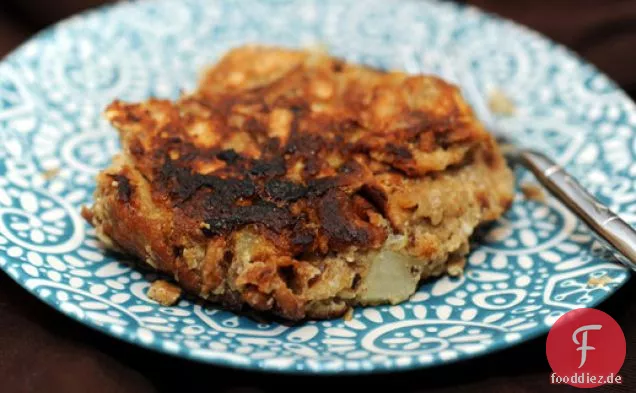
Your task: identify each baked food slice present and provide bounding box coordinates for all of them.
[83,45,514,320]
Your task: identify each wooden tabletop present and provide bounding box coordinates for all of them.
[1,1,635,392]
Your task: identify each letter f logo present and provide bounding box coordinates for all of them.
[572,324,602,368]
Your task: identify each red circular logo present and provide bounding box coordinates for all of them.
[546,308,626,388]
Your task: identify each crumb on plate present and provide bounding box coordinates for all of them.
[488,89,516,116]
[587,274,613,287]
[148,280,182,306]
[521,183,546,202]
[42,167,60,180]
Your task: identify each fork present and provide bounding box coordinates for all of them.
[502,142,636,271]
[451,64,636,271]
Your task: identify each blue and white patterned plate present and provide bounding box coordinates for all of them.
[1,0,634,374]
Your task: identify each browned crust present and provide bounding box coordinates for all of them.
[85,45,514,320]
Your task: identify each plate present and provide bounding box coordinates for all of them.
[0,0,634,374]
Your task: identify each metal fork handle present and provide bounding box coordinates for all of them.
[519,149,636,271]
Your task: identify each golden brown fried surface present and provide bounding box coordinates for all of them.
[84,45,514,320]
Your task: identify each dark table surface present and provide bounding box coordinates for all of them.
[1,1,636,392]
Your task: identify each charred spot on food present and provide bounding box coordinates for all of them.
[357,183,389,216]
[201,201,296,237]
[216,149,240,164]
[202,177,257,202]
[337,159,363,175]
[386,144,412,159]
[291,231,315,247]
[110,174,133,203]
[306,177,339,197]
[262,138,282,155]
[265,179,308,201]
[173,245,184,258]
[318,189,382,250]
[284,144,297,155]
[303,156,322,177]
[157,160,200,201]
[286,132,324,155]
[158,156,256,203]
[249,156,286,177]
